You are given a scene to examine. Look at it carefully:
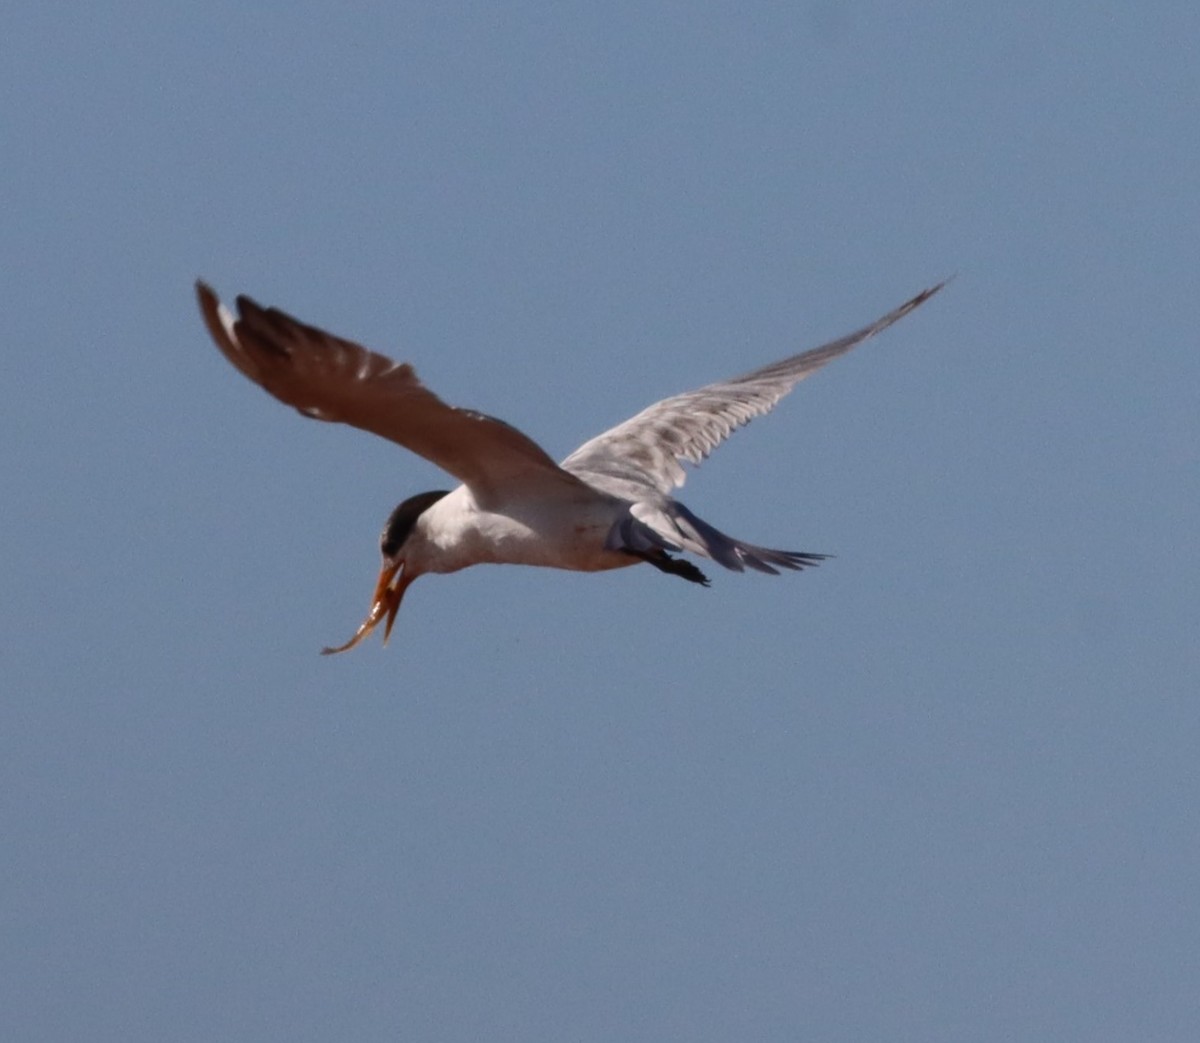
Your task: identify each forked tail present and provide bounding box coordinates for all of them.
[611,500,828,580]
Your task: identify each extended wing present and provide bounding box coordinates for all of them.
[197,282,584,502]
[561,282,946,494]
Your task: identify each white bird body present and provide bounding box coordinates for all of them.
[412,484,630,575]
[195,278,945,651]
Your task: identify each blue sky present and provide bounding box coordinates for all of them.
[3,4,1198,1041]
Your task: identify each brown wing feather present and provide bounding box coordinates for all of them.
[196,282,582,501]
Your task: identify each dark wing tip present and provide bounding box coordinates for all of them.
[918,275,955,305]
[901,277,952,316]
[195,281,290,384]
[234,292,267,318]
[195,279,237,357]
[195,278,219,323]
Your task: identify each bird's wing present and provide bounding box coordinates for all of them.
[197,282,585,502]
[561,282,946,494]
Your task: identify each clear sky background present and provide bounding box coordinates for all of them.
[3,4,1198,1041]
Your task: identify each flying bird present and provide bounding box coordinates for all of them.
[196,279,944,652]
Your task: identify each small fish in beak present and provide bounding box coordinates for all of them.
[321,561,413,655]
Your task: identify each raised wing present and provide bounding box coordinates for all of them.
[561,282,946,494]
[197,282,583,502]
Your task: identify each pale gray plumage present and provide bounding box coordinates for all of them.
[562,281,946,497]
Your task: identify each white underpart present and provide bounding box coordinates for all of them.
[406,484,634,575]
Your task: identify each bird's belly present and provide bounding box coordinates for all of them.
[466,511,628,571]
[425,492,632,574]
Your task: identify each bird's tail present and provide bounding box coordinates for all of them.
[614,501,828,576]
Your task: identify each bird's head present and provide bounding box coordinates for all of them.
[321,490,451,654]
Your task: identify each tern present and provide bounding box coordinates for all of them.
[196,279,944,653]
